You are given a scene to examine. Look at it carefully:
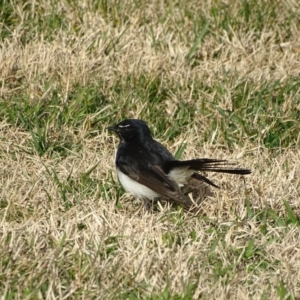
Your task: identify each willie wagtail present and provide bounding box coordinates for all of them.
[107,119,251,210]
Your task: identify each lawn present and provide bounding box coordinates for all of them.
[0,0,299,299]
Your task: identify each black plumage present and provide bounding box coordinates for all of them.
[107,119,251,210]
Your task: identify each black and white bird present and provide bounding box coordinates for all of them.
[107,119,251,210]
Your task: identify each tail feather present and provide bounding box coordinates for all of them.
[191,172,219,188]
[166,159,251,175]
[198,168,251,175]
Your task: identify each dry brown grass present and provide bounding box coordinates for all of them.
[1,0,300,299]
[1,124,300,299]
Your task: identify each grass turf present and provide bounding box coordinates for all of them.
[0,0,300,299]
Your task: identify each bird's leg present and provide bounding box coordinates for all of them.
[143,199,152,211]
[142,197,161,212]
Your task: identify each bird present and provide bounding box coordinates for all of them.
[107,119,251,210]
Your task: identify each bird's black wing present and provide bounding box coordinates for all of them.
[116,155,194,209]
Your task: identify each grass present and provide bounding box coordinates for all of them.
[1,0,300,299]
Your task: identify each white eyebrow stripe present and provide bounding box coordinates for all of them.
[118,124,130,128]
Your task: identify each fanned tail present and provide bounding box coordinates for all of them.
[166,159,251,188]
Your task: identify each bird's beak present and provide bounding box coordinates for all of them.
[106,125,118,132]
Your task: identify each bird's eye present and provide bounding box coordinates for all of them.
[118,124,131,130]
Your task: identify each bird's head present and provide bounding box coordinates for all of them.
[107,119,152,143]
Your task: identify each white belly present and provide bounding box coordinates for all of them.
[117,169,160,200]
[116,166,193,200]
